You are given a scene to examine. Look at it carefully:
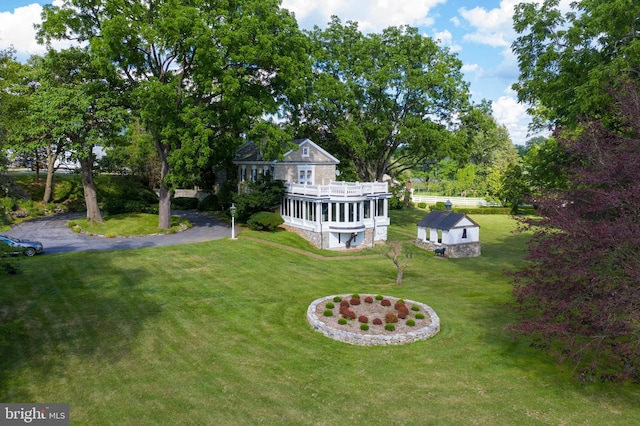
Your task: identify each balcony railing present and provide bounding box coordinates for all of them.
[285,181,388,197]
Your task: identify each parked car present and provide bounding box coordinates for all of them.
[0,235,44,256]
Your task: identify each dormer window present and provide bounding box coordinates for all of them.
[302,146,309,157]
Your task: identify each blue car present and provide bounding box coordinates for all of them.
[0,235,44,256]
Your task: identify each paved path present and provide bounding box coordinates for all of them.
[4,211,232,254]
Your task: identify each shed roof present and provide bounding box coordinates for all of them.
[417,210,479,230]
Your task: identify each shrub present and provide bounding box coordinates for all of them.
[360,324,369,331]
[323,310,333,317]
[102,199,151,215]
[417,202,427,209]
[333,296,342,303]
[358,315,368,324]
[411,305,420,312]
[372,318,383,325]
[385,312,398,323]
[415,313,425,320]
[381,299,391,307]
[338,318,347,325]
[385,323,395,331]
[325,302,335,309]
[172,197,199,210]
[406,319,416,326]
[340,307,356,320]
[394,301,407,310]
[340,300,350,308]
[197,194,219,211]
[375,294,383,300]
[398,306,410,316]
[351,293,360,299]
[350,297,361,306]
[364,296,374,303]
[398,311,407,319]
[246,212,284,231]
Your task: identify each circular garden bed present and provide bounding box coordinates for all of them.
[307,294,440,346]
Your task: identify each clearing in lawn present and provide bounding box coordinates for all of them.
[1,211,639,425]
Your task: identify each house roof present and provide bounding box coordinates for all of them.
[234,138,340,164]
[417,210,479,230]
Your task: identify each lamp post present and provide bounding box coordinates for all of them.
[230,203,237,240]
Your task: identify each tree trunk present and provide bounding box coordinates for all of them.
[42,147,58,205]
[155,141,172,229]
[79,149,103,223]
[396,269,404,285]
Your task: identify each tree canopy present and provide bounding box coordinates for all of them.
[38,0,309,228]
[512,0,640,130]
[510,81,640,382]
[299,17,470,182]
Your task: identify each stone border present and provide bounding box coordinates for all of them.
[307,294,440,346]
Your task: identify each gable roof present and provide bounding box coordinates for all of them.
[233,138,339,164]
[417,210,479,230]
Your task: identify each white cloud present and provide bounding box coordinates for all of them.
[461,63,479,74]
[492,95,530,145]
[432,29,461,52]
[0,4,45,55]
[282,0,446,32]
[458,0,519,48]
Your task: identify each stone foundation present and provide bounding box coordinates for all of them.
[281,225,379,250]
[415,240,481,258]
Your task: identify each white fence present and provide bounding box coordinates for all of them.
[411,194,500,207]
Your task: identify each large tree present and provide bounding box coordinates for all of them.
[300,17,470,182]
[39,0,309,228]
[510,81,640,382]
[512,0,640,130]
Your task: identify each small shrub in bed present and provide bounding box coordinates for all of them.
[338,318,348,325]
[397,311,407,319]
[415,313,425,320]
[411,305,420,312]
[333,296,342,303]
[394,301,407,310]
[358,315,368,324]
[350,297,361,306]
[381,299,391,307]
[323,309,333,317]
[364,296,374,303]
[398,306,410,316]
[375,294,383,300]
[340,300,350,308]
[340,307,356,320]
[360,324,369,331]
[385,323,395,331]
[406,319,416,326]
[351,293,360,299]
[326,302,335,309]
[385,312,398,323]
[372,318,383,325]
[247,212,284,231]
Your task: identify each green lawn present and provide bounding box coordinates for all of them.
[1,211,639,425]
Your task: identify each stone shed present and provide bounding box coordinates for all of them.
[415,209,481,258]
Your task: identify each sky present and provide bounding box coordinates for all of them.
[0,0,546,145]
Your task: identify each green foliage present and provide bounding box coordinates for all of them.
[246,212,284,232]
[384,323,396,331]
[375,294,383,301]
[411,305,420,312]
[338,318,347,325]
[417,202,427,209]
[406,319,416,327]
[360,324,369,331]
[197,194,219,212]
[323,310,333,317]
[233,179,285,222]
[415,313,426,320]
[102,200,153,215]
[325,302,335,309]
[172,197,199,210]
[333,296,342,303]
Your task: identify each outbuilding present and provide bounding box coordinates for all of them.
[415,209,481,258]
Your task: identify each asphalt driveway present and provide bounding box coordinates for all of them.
[4,210,232,254]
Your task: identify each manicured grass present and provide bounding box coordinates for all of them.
[68,213,190,237]
[1,211,639,425]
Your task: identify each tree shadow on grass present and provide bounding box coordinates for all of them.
[0,252,162,400]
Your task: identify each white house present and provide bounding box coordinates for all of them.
[234,138,391,250]
[415,209,481,258]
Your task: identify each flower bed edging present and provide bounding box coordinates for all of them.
[307,294,440,346]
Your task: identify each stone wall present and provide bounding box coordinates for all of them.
[415,240,481,258]
[282,224,379,250]
[307,295,440,346]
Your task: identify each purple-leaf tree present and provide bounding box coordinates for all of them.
[509,79,640,383]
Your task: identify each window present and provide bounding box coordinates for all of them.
[363,201,370,219]
[377,199,385,216]
[322,203,328,222]
[298,166,313,184]
[302,146,309,157]
[348,203,354,222]
[462,228,468,239]
[339,203,345,222]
